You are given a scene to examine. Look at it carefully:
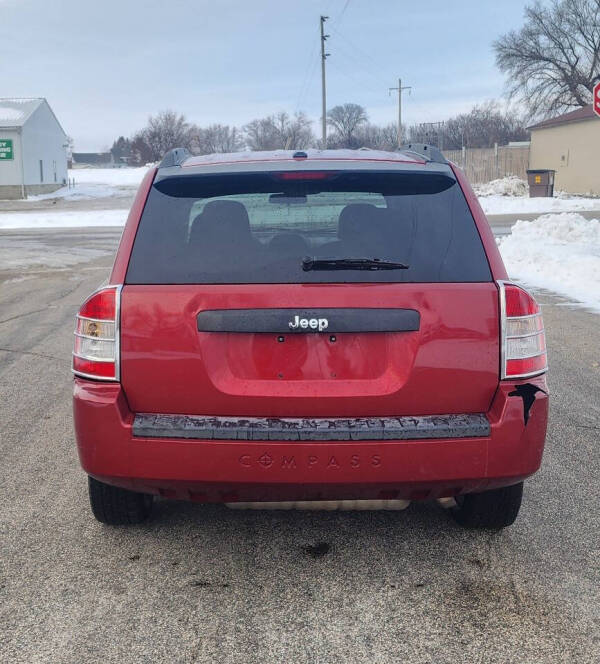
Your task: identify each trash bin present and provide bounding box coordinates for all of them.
[526,169,555,197]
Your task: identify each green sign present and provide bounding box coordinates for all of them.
[0,139,14,160]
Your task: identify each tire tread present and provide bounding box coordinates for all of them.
[451,482,523,529]
[88,476,152,525]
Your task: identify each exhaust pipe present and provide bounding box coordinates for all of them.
[437,497,457,509]
[226,499,410,511]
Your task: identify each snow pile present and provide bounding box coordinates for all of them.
[0,209,128,229]
[498,212,600,312]
[475,176,528,198]
[70,167,149,186]
[20,167,149,202]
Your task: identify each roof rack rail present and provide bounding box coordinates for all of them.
[399,143,447,164]
[159,147,191,168]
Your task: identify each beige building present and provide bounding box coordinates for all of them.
[528,105,600,195]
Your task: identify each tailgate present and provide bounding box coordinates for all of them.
[120,282,499,417]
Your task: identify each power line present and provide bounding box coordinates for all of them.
[295,37,321,112]
[328,34,390,92]
[336,0,351,26]
[327,58,387,98]
[329,25,392,87]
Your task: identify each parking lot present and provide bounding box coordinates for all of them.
[1,227,599,664]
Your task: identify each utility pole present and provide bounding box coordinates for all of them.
[320,16,329,149]
[388,78,411,147]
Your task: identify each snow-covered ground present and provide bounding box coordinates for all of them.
[475,176,600,216]
[22,167,149,201]
[0,209,128,229]
[70,167,149,186]
[480,194,600,216]
[498,212,600,312]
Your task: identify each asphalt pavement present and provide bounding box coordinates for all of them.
[1,228,599,664]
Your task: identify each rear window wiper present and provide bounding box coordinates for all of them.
[302,257,409,271]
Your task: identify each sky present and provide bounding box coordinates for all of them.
[0,0,532,151]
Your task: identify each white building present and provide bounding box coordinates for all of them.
[0,98,68,199]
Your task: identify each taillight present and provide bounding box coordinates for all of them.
[498,281,547,379]
[72,285,120,381]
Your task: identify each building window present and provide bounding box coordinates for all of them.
[39,160,44,183]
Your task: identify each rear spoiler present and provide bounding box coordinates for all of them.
[399,143,447,164]
[161,145,447,167]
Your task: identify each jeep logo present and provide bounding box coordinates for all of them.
[288,315,329,332]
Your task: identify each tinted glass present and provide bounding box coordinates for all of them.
[125,171,491,284]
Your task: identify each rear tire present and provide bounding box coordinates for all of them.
[88,476,153,525]
[450,482,523,529]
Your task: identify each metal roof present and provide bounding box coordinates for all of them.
[0,98,45,127]
[0,98,67,136]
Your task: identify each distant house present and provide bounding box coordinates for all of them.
[528,105,600,195]
[0,98,68,199]
[72,152,115,167]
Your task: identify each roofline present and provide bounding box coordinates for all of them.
[37,98,68,138]
[527,106,597,131]
[0,97,67,136]
[527,116,597,131]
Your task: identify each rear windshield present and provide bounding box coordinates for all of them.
[126,170,491,284]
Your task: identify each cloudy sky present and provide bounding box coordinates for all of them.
[0,0,530,151]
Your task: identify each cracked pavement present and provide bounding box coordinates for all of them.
[1,227,599,664]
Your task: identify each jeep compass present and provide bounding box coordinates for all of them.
[72,146,548,528]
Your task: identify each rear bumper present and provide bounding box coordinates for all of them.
[73,377,548,502]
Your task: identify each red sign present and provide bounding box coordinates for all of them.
[594,81,600,117]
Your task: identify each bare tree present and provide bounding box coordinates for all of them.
[276,112,315,150]
[407,122,447,149]
[407,102,528,149]
[444,102,528,149]
[494,0,600,116]
[191,124,242,154]
[354,123,401,151]
[130,131,154,165]
[326,103,368,148]
[244,112,314,150]
[243,116,278,151]
[139,110,193,161]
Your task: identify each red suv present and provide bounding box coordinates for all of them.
[72,146,548,528]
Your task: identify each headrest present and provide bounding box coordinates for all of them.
[189,200,252,247]
[338,203,379,242]
[269,233,309,257]
[201,200,251,236]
